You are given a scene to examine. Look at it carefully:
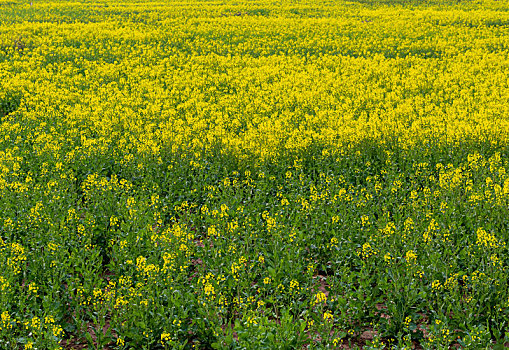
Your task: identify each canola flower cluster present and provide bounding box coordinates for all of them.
[1,0,509,349]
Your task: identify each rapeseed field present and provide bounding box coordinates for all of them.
[1,0,509,348]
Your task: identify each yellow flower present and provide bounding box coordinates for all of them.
[323,311,333,321]
[405,250,417,264]
[313,291,327,305]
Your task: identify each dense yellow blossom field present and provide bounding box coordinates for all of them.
[1,0,509,349]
